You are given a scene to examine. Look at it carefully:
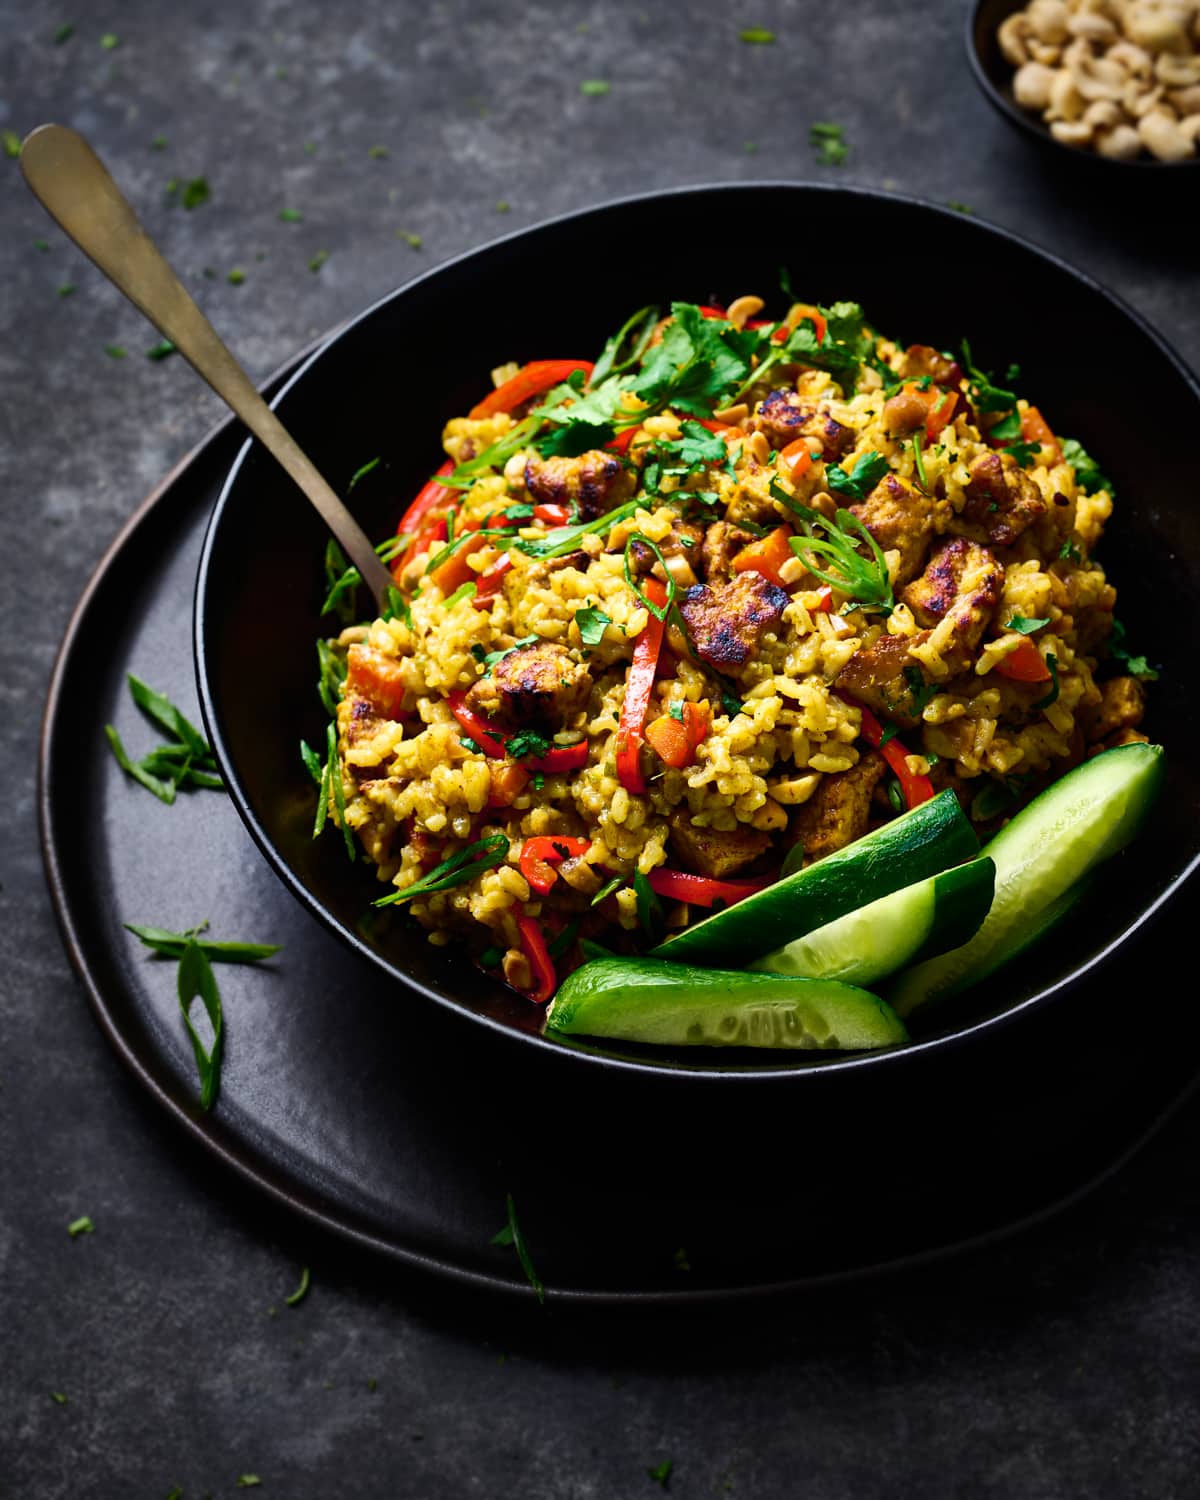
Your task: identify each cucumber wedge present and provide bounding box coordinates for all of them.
[651,788,978,968]
[750,856,995,988]
[888,742,1164,1017]
[545,957,907,1051]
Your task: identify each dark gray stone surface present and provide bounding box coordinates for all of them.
[2,2,1198,1496]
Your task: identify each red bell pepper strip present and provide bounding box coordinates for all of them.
[447,692,509,758]
[696,416,746,442]
[469,360,594,420]
[532,503,571,527]
[731,525,795,589]
[1020,405,1062,465]
[812,586,833,613]
[643,701,708,769]
[852,700,934,808]
[526,739,590,773]
[471,554,513,609]
[646,868,771,908]
[697,304,728,319]
[515,915,557,1004]
[616,579,668,793]
[398,460,456,536]
[518,835,592,895]
[430,533,491,595]
[393,514,448,581]
[745,316,793,345]
[995,637,1052,682]
[606,424,643,455]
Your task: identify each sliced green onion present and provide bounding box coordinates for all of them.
[373,833,510,906]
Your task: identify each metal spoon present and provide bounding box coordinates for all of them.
[20,123,396,608]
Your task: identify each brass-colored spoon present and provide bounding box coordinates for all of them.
[20,123,396,608]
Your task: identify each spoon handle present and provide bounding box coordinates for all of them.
[20,123,396,608]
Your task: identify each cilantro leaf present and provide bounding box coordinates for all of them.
[1005,614,1050,635]
[506,727,552,760]
[988,410,1021,442]
[1060,436,1114,496]
[825,451,890,501]
[1000,439,1040,468]
[1031,653,1060,712]
[960,339,1016,414]
[575,606,612,646]
[1108,618,1159,682]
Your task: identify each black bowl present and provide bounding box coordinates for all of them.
[195,182,1200,1082]
[967,0,1200,171]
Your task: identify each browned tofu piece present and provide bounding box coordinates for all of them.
[901,537,1003,674]
[787,752,887,865]
[882,388,933,439]
[464,640,592,730]
[834,630,933,729]
[678,571,789,674]
[749,389,855,459]
[668,809,771,878]
[960,451,1047,548]
[1081,675,1146,744]
[701,520,759,581]
[524,448,636,520]
[898,344,964,388]
[849,472,935,588]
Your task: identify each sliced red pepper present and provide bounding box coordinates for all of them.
[852,699,934,809]
[696,416,746,442]
[731,525,795,589]
[447,692,509,758]
[469,360,594,420]
[518,835,592,896]
[616,578,668,793]
[398,459,456,536]
[471,554,513,609]
[525,739,590,773]
[1020,405,1062,466]
[995,637,1052,683]
[644,701,707,768]
[647,868,771,908]
[697,304,729,319]
[812,586,834,613]
[750,304,826,341]
[515,915,556,1004]
[745,316,793,345]
[532,503,571,527]
[606,424,643,455]
[393,513,449,581]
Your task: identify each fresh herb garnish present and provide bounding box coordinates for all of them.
[479,634,539,673]
[506,727,553,760]
[54,23,74,42]
[177,940,224,1112]
[1006,614,1049,635]
[279,207,303,222]
[373,834,510,906]
[988,410,1021,442]
[146,338,176,361]
[960,339,1016,414]
[580,79,610,95]
[546,921,581,960]
[316,637,346,716]
[105,677,223,802]
[100,31,119,48]
[1058,538,1082,564]
[947,200,975,215]
[772,479,892,612]
[1109,618,1159,682]
[104,344,127,359]
[125,921,281,964]
[1031,653,1060,712]
[885,777,905,814]
[308,249,329,273]
[590,874,624,907]
[648,1459,674,1488]
[347,456,381,493]
[903,666,935,715]
[633,868,663,939]
[442,580,477,608]
[575,605,612,646]
[590,304,659,385]
[911,432,928,491]
[809,121,849,166]
[1060,436,1114,496]
[236,1479,262,1490]
[491,1192,545,1303]
[825,451,890,501]
[325,721,355,861]
[67,1215,94,1237]
[1000,439,1040,468]
[740,27,775,42]
[51,1392,69,1405]
[284,1266,311,1306]
[623,534,677,622]
[479,945,503,968]
[227,266,247,285]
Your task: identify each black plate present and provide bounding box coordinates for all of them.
[967,0,1200,171]
[37,400,1200,1298]
[196,182,1200,1081]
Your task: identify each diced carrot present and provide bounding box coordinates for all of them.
[1020,405,1062,465]
[429,534,490,595]
[995,637,1052,683]
[486,761,529,807]
[345,644,407,720]
[731,525,795,589]
[779,438,816,482]
[924,388,958,440]
[532,503,571,526]
[644,713,693,769]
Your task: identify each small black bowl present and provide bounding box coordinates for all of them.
[195,182,1200,1083]
[968,0,1200,171]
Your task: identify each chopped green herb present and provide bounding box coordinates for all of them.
[1059,538,1082,563]
[180,177,209,210]
[346,456,381,493]
[308,249,329,273]
[374,834,509,906]
[668,699,685,722]
[236,1479,262,1490]
[227,266,247,285]
[34,237,50,251]
[809,121,849,166]
[633,869,663,939]
[300,738,323,786]
[580,79,610,95]
[178,941,223,1111]
[279,207,303,222]
[479,945,503,968]
[623,534,676,622]
[495,199,511,213]
[825,451,890,501]
[648,1459,674,1488]
[1006,614,1049,635]
[442,580,477,608]
[151,134,168,149]
[575,605,612,646]
[367,144,390,158]
[67,1215,94,1237]
[1031,653,1060,712]
[886,777,906,814]
[744,139,759,153]
[54,23,74,42]
[1000,439,1040,468]
[303,140,317,155]
[460,736,482,755]
[960,339,1016,415]
[396,230,422,249]
[146,339,176,361]
[911,432,927,491]
[125,922,281,964]
[316,636,346,717]
[774,479,893,614]
[739,27,776,42]
[903,666,935,715]
[284,1266,311,1306]
[2,130,21,159]
[531,771,546,790]
[58,283,75,298]
[491,1192,545,1304]
[947,200,975,215]
[51,1391,69,1405]
[546,921,581,960]
[590,875,624,907]
[506,727,553,760]
[104,344,127,359]
[100,32,119,49]
[1060,436,1113,496]
[1108,618,1159,682]
[988,410,1021,442]
[326,721,355,862]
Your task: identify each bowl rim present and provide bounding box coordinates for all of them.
[965,0,1200,171]
[195,178,1200,1085]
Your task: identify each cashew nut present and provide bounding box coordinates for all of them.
[1049,67,1088,118]
[1014,60,1059,109]
[999,12,1031,65]
[1180,110,1200,138]
[1028,0,1072,43]
[1167,81,1200,110]
[1125,6,1191,53]
[1137,107,1197,155]
[1068,11,1120,41]
[1073,54,1132,98]
[1084,97,1124,126]
[1155,49,1200,84]
[1051,118,1097,143]
[1095,121,1145,155]
[725,295,765,330]
[1028,38,1064,63]
[1124,77,1166,113]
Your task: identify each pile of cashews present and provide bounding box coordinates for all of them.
[999,0,1200,160]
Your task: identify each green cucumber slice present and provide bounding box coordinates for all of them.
[545,957,907,1051]
[750,856,995,988]
[888,742,1164,1017]
[651,788,978,968]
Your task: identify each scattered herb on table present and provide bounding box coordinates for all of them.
[396,230,422,249]
[177,941,224,1111]
[308,249,329,273]
[279,207,303,222]
[146,339,176,361]
[181,177,210,210]
[648,1459,674,1488]
[1108,617,1159,682]
[739,27,775,43]
[947,199,975,215]
[54,23,74,43]
[236,1478,262,1490]
[495,199,511,213]
[105,674,224,803]
[58,283,75,298]
[34,237,50,251]
[67,1216,94,1237]
[367,144,389,159]
[227,267,247,285]
[100,32,119,49]
[151,134,168,150]
[284,1266,311,1306]
[51,1391,69,1405]
[491,1192,545,1304]
[809,121,849,166]
[125,921,282,964]
[104,344,127,359]
[580,79,610,95]
[3,129,21,158]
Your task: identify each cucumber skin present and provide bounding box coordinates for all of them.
[651,789,978,968]
[752,856,996,987]
[888,742,1164,1016]
[545,957,908,1051]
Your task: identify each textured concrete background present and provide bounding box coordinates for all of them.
[3,2,1199,1496]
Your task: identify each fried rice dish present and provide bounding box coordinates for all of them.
[314,295,1151,1005]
